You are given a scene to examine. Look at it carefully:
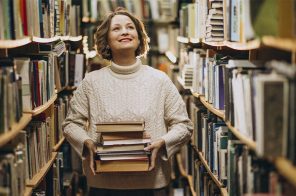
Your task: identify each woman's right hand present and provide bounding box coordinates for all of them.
[83,139,96,175]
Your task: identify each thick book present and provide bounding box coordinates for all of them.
[96,144,145,153]
[101,131,144,141]
[96,121,145,133]
[95,159,149,173]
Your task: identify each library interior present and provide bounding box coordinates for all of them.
[0,0,296,195]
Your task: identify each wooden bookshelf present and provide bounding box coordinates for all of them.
[192,146,224,188]
[187,175,196,196]
[32,36,60,43]
[53,137,65,151]
[60,35,83,42]
[26,152,58,187]
[225,121,256,150]
[0,37,31,49]
[274,157,296,187]
[262,36,296,52]
[189,38,201,44]
[220,188,228,196]
[25,94,57,116]
[225,39,260,50]
[165,51,177,64]
[176,153,196,196]
[199,96,225,119]
[0,113,32,147]
[203,40,225,47]
[24,187,33,196]
[177,36,189,44]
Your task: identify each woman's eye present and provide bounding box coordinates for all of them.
[112,27,120,31]
[127,26,134,30]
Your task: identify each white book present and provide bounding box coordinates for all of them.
[74,54,84,86]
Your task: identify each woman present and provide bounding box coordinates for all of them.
[62,8,193,196]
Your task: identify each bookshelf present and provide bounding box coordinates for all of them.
[176,153,196,196]
[53,137,66,152]
[25,94,58,116]
[0,37,31,49]
[192,146,228,196]
[24,187,33,196]
[26,152,58,187]
[0,113,31,147]
[275,157,296,187]
[172,1,296,195]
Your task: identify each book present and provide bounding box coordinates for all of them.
[100,131,144,141]
[95,159,149,172]
[96,144,145,153]
[96,121,145,133]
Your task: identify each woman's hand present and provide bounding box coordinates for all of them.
[144,139,165,171]
[83,139,96,175]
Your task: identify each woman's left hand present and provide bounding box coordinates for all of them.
[144,139,165,171]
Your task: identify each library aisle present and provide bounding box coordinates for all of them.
[0,0,296,196]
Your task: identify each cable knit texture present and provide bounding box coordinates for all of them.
[62,59,193,189]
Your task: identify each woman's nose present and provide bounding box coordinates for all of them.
[121,27,128,34]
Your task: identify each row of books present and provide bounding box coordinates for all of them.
[56,51,85,90]
[82,0,178,22]
[0,60,23,134]
[179,48,296,164]
[179,0,296,42]
[182,97,296,195]
[95,121,151,173]
[0,0,81,40]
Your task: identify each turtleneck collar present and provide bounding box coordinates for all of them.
[110,58,142,75]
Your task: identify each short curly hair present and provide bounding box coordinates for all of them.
[95,8,150,60]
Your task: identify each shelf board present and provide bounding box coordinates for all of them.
[0,113,32,147]
[60,35,83,42]
[199,96,225,119]
[26,152,58,187]
[220,187,228,196]
[165,51,177,64]
[24,187,32,196]
[0,37,31,48]
[275,157,296,187]
[53,137,65,151]
[187,175,197,196]
[203,40,225,47]
[24,94,57,116]
[177,36,189,44]
[262,36,296,52]
[189,38,201,44]
[32,36,60,43]
[225,39,260,50]
[225,121,256,150]
[176,153,196,196]
[192,146,224,188]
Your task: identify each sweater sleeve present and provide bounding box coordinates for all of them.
[62,78,93,157]
[161,76,193,159]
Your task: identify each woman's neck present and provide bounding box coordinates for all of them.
[112,53,136,66]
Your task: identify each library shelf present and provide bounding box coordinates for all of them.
[53,137,65,152]
[32,36,60,43]
[26,152,58,187]
[262,36,296,52]
[199,96,225,119]
[24,187,33,196]
[225,121,256,150]
[225,39,260,50]
[165,51,177,64]
[0,37,31,49]
[192,146,224,188]
[0,113,32,147]
[176,153,197,196]
[189,38,201,44]
[203,40,225,47]
[274,157,296,187]
[177,36,190,44]
[25,94,58,116]
[60,35,83,42]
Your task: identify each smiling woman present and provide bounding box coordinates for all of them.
[62,7,193,196]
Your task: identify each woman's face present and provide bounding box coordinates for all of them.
[108,14,139,56]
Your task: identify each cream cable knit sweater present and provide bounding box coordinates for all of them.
[62,59,193,189]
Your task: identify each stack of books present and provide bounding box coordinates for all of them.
[205,0,224,42]
[95,121,151,172]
